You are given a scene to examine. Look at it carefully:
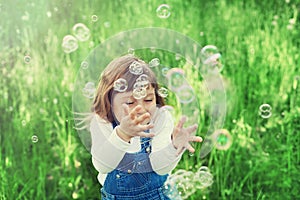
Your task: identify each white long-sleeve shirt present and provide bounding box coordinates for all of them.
[90,108,182,185]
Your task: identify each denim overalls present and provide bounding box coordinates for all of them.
[100,122,171,200]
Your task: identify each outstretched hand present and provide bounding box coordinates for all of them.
[172,116,203,155]
[118,104,155,141]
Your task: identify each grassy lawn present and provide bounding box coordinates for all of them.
[0,0,299,199]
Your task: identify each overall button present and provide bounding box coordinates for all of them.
[146,147,151,153]
[127,169,132,174]
[116,174,120,179]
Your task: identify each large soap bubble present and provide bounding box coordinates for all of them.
[72,27,226,173]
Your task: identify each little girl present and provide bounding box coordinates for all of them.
[90,55,202,200]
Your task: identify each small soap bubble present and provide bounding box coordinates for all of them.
[156,4,171,19]
[149,58,160,67]
[194,167,214,189]
[91,15,98,22]
[128,48,135,55]
[158,87,168,98]
[72,23,90,41]
[24,55,31,64]
[129,61,143,75]
[136,74,149,84]
[135,74,149,89]
[80,61,89,69]
[32,135,38,143]
[114,78,128,92]
[259,104,272,119]
[62,35,78,53]
[133,87,147,99]
[167,68,185,90]
[162,67,170,76]
[176,85,195,104]
[212,129,232,150]
[82,82,96,99]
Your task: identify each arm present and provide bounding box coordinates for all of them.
[149,109,182,175]
[149,109,202,175]
[90,114,131,174]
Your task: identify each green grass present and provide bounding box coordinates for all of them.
[1,0,300,199]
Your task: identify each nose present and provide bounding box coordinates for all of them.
[136,101,147,115]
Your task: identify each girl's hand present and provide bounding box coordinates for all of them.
[118,104,155,142]
[172,116,203,155]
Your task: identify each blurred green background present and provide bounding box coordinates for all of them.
[0,0,299,199]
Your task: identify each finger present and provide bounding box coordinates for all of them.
[132,105,142,115]
[185,143,195,153]
[135,112,150,124]
[128,105,142,120]
[186,124,198,134]
[176,145,185,156]
[176,116,187,129]
[189,136,203,143]
[138,131,155,138]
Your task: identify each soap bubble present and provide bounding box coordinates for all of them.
[129,61,143,75]
[166,171,194,199]
[133,87,147,99]
[259,104,272,118]
[62,35,78,53]
[166,68,186,91]
[80,61,89,69]
[31,135,38,143]
[72,23,90,41]
[176,85,195,104]
[136,74,149,86]
[212,129,232,150]
[156,4,171,19]
[162,67,170,76]
[201,45,223,72]
[195,169,214,189]
[113,78,128,92]
[149,58,160,67]
[24,55,31,64]
[82,82,95,99]
[158,87,168,98]
[91,15,98,22]
[128,48,135,55]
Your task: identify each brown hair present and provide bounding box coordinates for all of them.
[92,55,165,122]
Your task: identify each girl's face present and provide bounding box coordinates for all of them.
[112,86,157,123]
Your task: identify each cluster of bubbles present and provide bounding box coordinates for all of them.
[82,82,96,99]
[156,4,171,19]
[259,104,272,118]
[113,59,170,100]
[200,45,223,73]
[166,68,195,104]
[62,23,90,53]
[164,166,214,199]
[211,129,232,151]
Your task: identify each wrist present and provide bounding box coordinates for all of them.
[116,127,132,143]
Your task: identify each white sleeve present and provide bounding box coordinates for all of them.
[90,115,131,174]
[149,109,183,175]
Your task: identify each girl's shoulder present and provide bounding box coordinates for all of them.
[91,113,110,125]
